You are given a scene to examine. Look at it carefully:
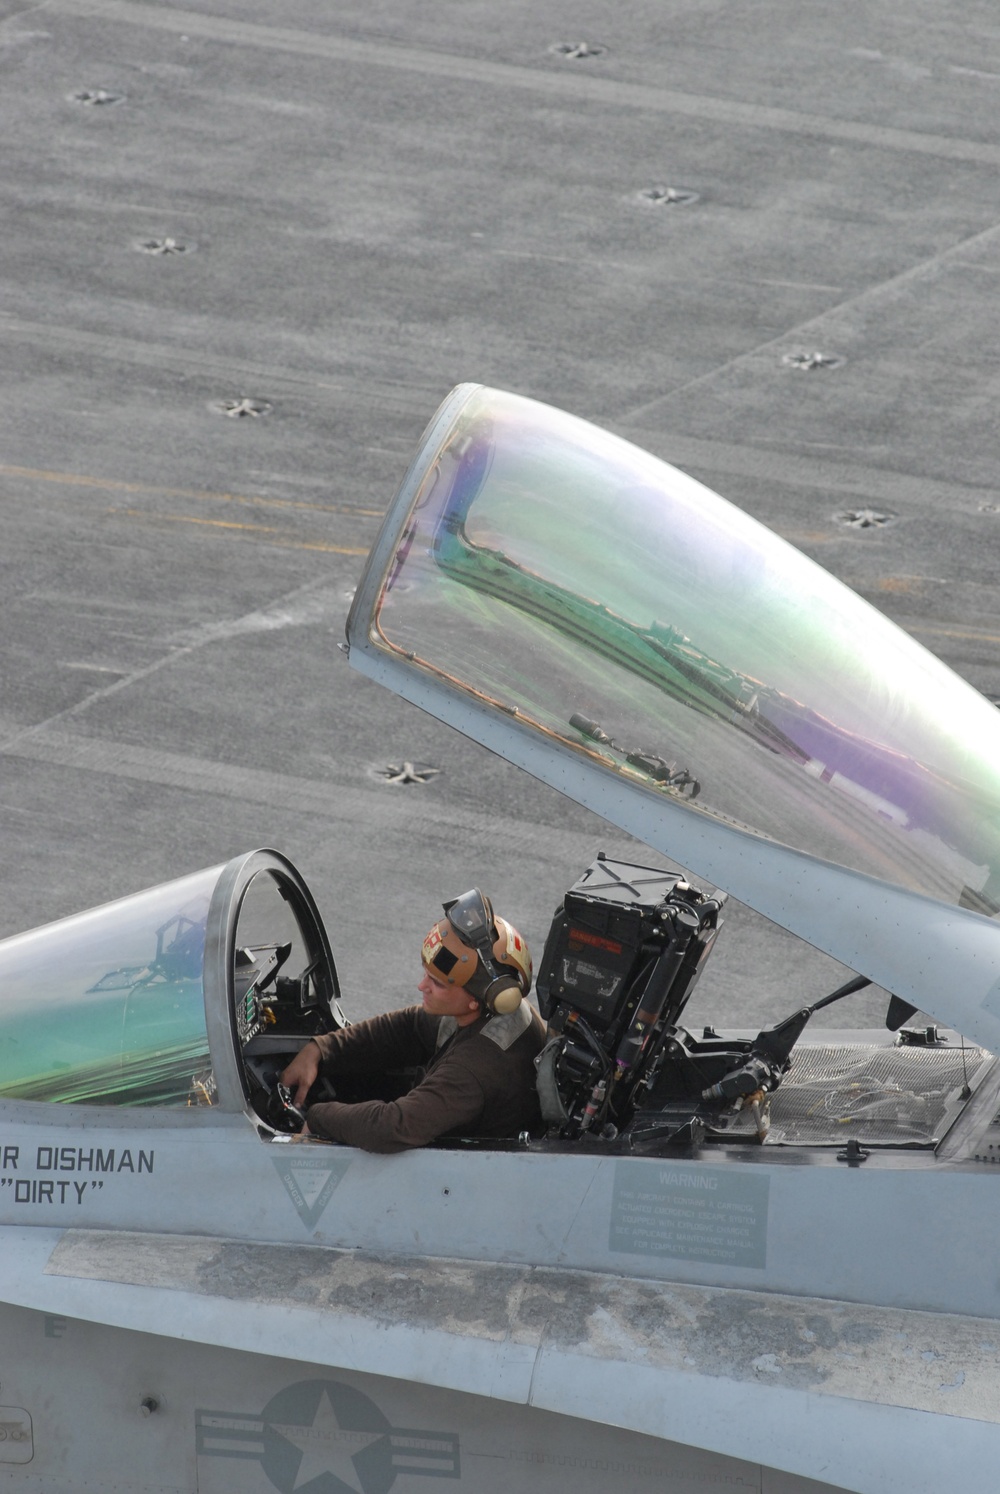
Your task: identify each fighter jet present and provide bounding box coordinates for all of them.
[2,385,999,1494]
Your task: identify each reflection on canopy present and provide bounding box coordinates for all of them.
[0,869,219,1105]
[370,387,1000,913]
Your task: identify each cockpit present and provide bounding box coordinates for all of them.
[0,847,995,1164]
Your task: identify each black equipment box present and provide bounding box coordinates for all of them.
[536,855,692,1027]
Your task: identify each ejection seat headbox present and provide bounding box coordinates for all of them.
[535,854,723,1032]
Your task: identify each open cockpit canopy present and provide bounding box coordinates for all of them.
[346,385,1000,1049]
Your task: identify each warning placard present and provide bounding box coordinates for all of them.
[610,1161,769,1268]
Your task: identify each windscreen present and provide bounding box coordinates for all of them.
[366,387,1000,913]
[0,868,221,1105]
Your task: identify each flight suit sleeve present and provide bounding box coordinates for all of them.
[309,1006,439,1075]
[305,1058,487,1154]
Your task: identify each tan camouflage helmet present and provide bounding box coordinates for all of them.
[421,905,532,1014]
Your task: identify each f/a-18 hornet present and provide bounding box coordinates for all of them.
[3,385,1000,1494]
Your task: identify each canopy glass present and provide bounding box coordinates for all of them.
[364,386,1000,914]
[0,868,220,1106]
[0,851,339,1109]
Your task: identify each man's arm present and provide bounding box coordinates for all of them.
[281,1006,437,1109]
[305,1062,487,1154]
[280,1037,323,1109]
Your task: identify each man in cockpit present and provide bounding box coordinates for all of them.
[279,891,546,1153]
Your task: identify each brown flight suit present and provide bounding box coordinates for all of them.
[304,1001,546,1153]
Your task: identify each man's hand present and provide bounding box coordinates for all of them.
[280,1039,321,1108]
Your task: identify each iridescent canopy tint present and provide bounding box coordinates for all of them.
[0,869,219,1105]
[369,387,1000,913]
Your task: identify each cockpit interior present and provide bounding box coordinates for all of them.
[2,848,996,1168]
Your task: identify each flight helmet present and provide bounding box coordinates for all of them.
[421,889,532,1015]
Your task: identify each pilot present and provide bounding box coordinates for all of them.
[279,892,546,1153]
